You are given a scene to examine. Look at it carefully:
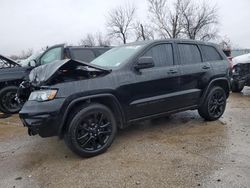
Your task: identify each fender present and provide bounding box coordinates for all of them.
[58,93,125,136]
[199,77,230,107]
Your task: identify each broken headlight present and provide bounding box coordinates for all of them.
[28,90,57,102]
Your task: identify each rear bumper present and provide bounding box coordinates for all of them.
[19,98,65,137]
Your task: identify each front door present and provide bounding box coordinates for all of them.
[38,44,64,66]
[121,43,181,120]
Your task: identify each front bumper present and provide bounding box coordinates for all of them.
[19,98,65,137]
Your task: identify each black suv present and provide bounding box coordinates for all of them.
[0,44,110,114]
[19,39,230,157]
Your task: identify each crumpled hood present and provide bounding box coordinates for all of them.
[0,54,20,68]
[29,59,111,86]
[232,53,250,67]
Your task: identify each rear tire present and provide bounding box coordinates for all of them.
[198,86,227,121]
[0,86,22,114]
[64,103,117,157]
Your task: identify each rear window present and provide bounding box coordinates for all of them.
[200,45,222,62]
[71,49,96,62]
[178,44,202,65]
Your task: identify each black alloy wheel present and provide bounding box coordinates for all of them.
[207,90,226,119]
[64,103,117,157]
[198,86,227,121]
[76,112,112,151]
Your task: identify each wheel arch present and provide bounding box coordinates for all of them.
[59,94,126,137]
[199,78,230,107]
[0,79,23,90]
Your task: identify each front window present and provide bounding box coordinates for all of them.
[91,45,144,68]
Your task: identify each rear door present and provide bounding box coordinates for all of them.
[199,45,226,77]
[177,43,211,107]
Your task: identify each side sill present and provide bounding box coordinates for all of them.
[128,105,198,123]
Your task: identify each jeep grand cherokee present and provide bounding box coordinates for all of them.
[19,39,230,157]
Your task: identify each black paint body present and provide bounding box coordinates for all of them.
[19,39,231,137]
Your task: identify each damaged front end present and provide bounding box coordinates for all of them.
[232,63,250,82]
[231,53,250,92]
[17,59,111,103]
[19,59,111,137]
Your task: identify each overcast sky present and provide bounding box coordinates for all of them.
[1,0,250,56]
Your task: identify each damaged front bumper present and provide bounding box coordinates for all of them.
[19,98,65,137]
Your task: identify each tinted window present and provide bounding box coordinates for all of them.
[91,45,144,68]
[144,44,174,67]
[71,49,96,62]
[40,47,62,65]
[200,45,222,61]
[178,44,202,65]
[96,49,110,55]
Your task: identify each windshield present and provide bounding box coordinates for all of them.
[19,52,42,67]
[90,44,144,68]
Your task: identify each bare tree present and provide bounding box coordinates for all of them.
[147,0,184,39]
[79,32,111,47]
[180,0,218,41]
[41,46,49,51]
[96,32,111,46]
[10,48,33,60]
[21,49,33,59]
[79,33,96,46]
[217,36,233,49]
[134,21,155,41]
[106,3,136,44]
[147,0,218,41]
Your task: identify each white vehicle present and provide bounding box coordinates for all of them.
[231,53,250,92]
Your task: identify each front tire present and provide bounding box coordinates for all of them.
[198,86,227,121]
[0,86,22,114]
[64,103,117,157]
[231,80,244,92]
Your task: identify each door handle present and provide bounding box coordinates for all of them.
[202,65,210,70]
[168,69,178,74]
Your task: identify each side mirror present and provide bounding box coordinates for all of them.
[29,60,36,67]
[134,56,155,71]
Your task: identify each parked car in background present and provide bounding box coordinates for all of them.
[25,44,111,67]
[0,55,20,68]
[19,39,230,158]
[0,44,111,114]
[0,54,30,114]
[231,53,250,92]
